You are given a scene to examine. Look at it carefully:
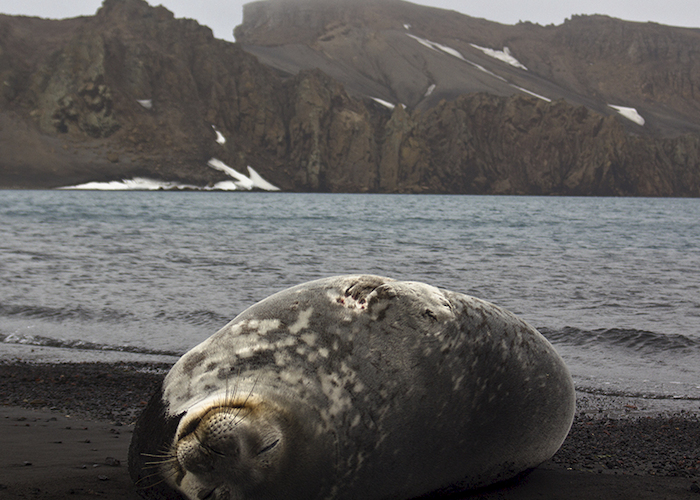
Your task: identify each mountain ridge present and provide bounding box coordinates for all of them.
[237,0,700,138]
[0,0,699,195]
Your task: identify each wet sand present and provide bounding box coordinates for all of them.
[1,362,698,499]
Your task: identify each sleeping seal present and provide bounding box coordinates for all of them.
[129,275,575,499]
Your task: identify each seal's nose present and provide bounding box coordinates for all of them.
[177,427,239,475]
[178,437,215,474]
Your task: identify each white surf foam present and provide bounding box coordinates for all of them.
[59,178,192,191]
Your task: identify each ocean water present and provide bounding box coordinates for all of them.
[1,191,699,400]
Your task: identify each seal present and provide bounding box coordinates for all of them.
[129,275,575,500]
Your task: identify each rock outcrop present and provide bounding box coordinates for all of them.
[0,0,699,196]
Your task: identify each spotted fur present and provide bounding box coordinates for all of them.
[129,275,575,500]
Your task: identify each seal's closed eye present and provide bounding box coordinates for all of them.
[257,439,279,456]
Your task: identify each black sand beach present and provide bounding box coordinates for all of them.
[1,362,698,499]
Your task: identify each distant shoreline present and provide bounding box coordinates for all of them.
[3,186,700,199]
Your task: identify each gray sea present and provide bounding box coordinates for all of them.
[1,191,699,401]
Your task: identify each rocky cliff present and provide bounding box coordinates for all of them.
[237,0,700,138]
[0,0,699,195]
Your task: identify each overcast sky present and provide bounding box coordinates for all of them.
[1,0,698,42]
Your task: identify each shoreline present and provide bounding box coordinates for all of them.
[1,361,699,499]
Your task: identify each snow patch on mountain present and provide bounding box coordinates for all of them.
[609,105,646,126]
[470,45,528,70]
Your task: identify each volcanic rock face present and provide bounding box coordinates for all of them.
[237,0,700,136]
[1,0,699,195]
[0,0,286,189]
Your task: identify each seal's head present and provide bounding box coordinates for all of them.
[131,387,335,500]
[161,394,287,500]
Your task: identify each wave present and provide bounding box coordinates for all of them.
[0,303,230,328]
[0,303,134,323]
[0,332,182,357]
[540,326,700,353]
[153,309,232,327]
[576,385,700,401]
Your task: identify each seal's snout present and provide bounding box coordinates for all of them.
[177,432,228,475]
[176,409,246,475]
[168,403,288,498]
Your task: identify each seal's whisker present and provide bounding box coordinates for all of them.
[135,466,178,488]
[140,448,178,469]
[233,366,243,403]
[221,366,243,418]
[144,457,178,467]
[219,369,231,413]
[142,461,176,469]
[137,470,180,490]
[232,375,258,423]
[140,452,176,459]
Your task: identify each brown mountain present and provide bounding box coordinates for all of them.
[238,0,700,138]
[1,0,699,195]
